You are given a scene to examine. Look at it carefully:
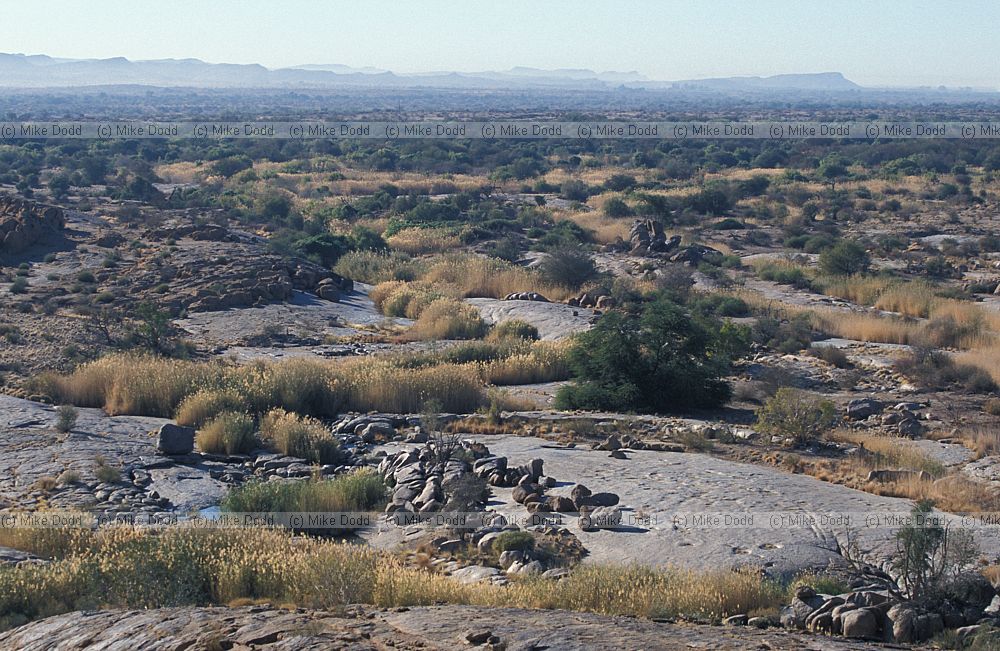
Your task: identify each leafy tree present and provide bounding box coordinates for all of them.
[211,155,253,178]
[48,173,71,199]
[818,240,870,276]
[556,296,749,413]
[818,156,849,189]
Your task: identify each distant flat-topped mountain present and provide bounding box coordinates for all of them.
[669,72,861,91]
[0,54,903,94]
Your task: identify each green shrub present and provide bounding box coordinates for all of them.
[196,412,256,455]
[537,244,599,290]
[9,277,28,294]
[556,296,749,413]
[54,405,78,433]
[488,320,540,342]
[818,240,870,276]
[755,388,836,448]
[222,470,385,514]
[493,530,535,553]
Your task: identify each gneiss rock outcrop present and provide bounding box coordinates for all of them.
[0,604,898,650]
[772,576,999,643]
[0,194,64,255]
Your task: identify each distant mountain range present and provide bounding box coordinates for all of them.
[0,53,980,94]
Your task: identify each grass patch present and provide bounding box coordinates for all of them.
[386,227,462,255]
[175,389,244,428]
[333,250,425,284]
[196,411,256,456]
[407,298,488,340]
[221,469,385,514]
[0,523,784,630]
[34,353,487,418]
[259,408,341,464]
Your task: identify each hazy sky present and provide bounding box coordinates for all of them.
[2,0,997,87]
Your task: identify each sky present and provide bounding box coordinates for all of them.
[1,0,997,88]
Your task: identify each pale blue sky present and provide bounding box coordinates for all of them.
[2,0,997,87]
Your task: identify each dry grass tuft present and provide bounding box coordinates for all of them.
[386,227,462,255]
[196,411,256,456]
[258,408,341,464]
[407,298,488,341]
[40,353,487,418]
[0,523,784,630]
[423,254,575,302]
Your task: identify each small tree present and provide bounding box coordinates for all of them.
[556,296,749,413]
[755,388,836,447]
[422,400,461,464]
[892,500,979,602]
[538,244,599,290]
[819,240,870,276]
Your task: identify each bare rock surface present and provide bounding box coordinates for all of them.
[373,435,1000,578]
[177,285,408,347]
[0,605,892,650]
[466,298,594,340]
[0,395,226,511]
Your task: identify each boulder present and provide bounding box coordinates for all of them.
[156,424,195,455]
[580,506,622,531]
[846,398,884,420]
[512,485,539,505]
[580,492,620,508]
[546,496,576,513]
[840,607,880,640]
[887,604,917,643]
[570,484,592,509]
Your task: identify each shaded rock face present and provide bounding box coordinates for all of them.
[103,230,354,314]
[0,194,64,255]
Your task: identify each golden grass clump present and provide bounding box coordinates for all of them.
[423,254,575,302]
[480,340,571,385]
[407,298,488,341]
[369,280,457,318]
[42,352,487,419]
[828,430,945,476]
[258,408,341,464]
[0,522,784,630]
[386,227,462,255]
[175,389,245,428]
[196,411,256,456]
[332,357,485,413]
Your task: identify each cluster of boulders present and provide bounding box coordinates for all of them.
[378,441,481,515]
[567,292,614,309]
[503,291,549,302]
[593,432,686,454]
[772,576,999,643]
[846,398,926,438]
[0,194,64,255]
[629,219,680,256]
